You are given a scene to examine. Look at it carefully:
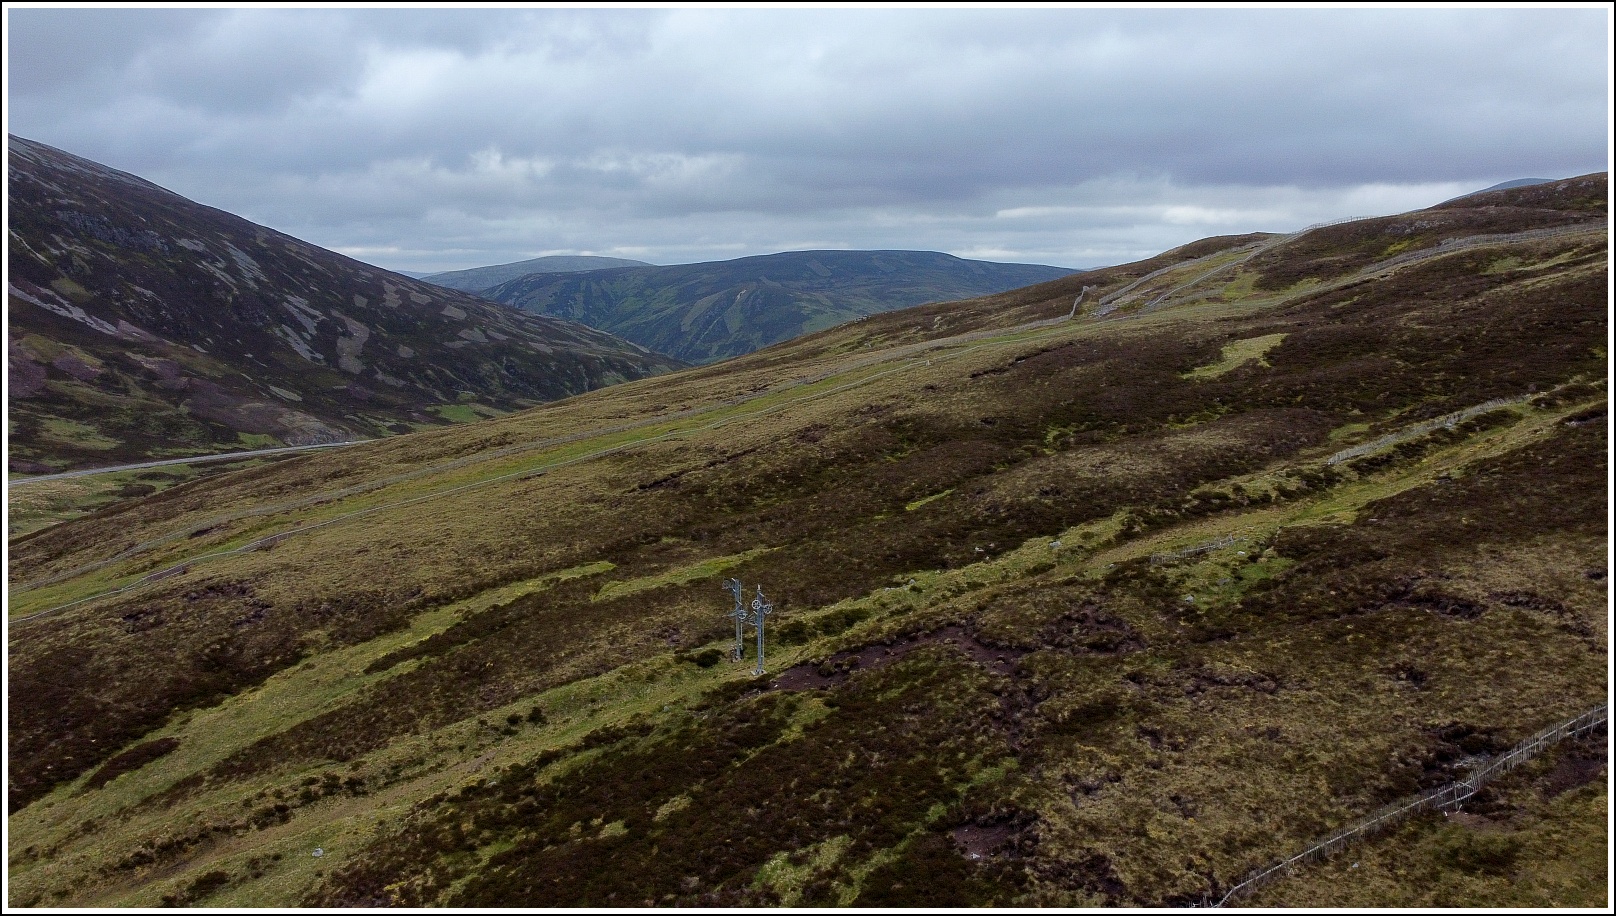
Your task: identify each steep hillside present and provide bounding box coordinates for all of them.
[482,249,1076,363]
[6,176,1606,908]
[6,137,681,473]
[422,256,653,293]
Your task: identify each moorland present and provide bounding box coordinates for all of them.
[6,174,1608,907]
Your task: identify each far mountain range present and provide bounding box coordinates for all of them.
[442,250,1076,364]
[420,256,654,291]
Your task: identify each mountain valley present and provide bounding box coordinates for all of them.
[5,172,1608,908]
[480,249,1076,364]
[6,137,682,474]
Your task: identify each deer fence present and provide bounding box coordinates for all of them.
[1149,534,1244,566]
[1214,703,1608,907]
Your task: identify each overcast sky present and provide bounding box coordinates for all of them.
[6,7,1610,272]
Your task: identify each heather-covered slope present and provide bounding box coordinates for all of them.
[6,136,681,473]
[482,249,1076,363]
[7,175,1606,908]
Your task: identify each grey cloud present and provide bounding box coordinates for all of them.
[6,8,1607,272]
[6,9,221,95]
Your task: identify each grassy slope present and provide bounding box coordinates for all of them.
[6,179,1608,907]
[6,458,284,538]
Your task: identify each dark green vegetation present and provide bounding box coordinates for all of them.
[6,136,681,473]
[6,175,1606,907]
[480,249,1075,363]
[421,256,654,293]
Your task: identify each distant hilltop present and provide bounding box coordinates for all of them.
[422,256,654,292]
[1440,177,1556,205]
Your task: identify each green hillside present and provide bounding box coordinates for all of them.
[6,174,1607,907]
[482,249,1076,364]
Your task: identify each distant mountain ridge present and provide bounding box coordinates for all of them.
[1478,178,1556,193]
[423,256,653,292]
[6,136,681,472]
[482,249,1076,364]
[1439,177,1557,205]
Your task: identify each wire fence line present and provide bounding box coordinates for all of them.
[1149,534,1245,566]
[1068,285,1099,319]
[1293,215,1382,235]
[1360,223,1603,277]
[1324,396,1530,467]
[1109,219,1602,324]
[1214,703,1609,907]
[1091,248,1243,317]
[1137,246,1268,314]
[1096,215,1382,320]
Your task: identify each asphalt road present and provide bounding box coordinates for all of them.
[7,440,363,487]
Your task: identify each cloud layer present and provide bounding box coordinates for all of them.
[7,8,1609,271]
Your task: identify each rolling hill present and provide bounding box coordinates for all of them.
[421,255,654,293]
[6,136,682,473]
[6,174,1607,908]
[480,249,1076,363]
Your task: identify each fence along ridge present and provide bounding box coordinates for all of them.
[1214,703,1608,907]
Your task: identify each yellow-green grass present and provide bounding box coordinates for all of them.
[8,467,200,538]
[1327,420,1372,442]
[49,276,94,302]
[754,834,854,906]
[429,403,499,424]
[8,355,1589,630]
[1183,333,1288,379]
[905,489,954,511]
[1215,268,1261,301]
[37,417,121,451]
[51,352,1578,616]
[594,548,772,602]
